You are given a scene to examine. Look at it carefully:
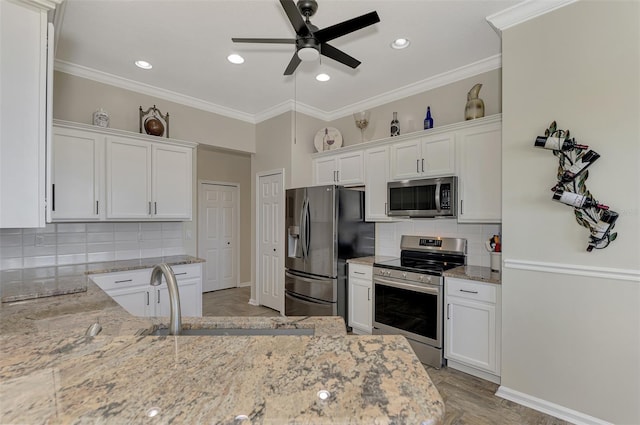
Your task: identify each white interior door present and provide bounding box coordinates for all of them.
[198,182,238,292]
[257,171,283,312]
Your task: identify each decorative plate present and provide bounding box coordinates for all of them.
[314,127,343,152]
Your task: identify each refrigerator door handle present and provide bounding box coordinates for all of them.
[286,290,334,306]
[305,197,311,257]
[299,197,309,258]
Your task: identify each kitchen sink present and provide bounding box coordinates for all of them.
[148,327,315,336]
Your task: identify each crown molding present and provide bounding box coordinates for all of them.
[325,54,502,121]
[56,54,502,125]
[17,0,62,11]
[486,0,578,35]
[254,99,330,123]
[54,60,256,124]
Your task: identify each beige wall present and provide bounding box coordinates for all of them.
[501,2,639,423]
[53,72,256,153]
[328,68,502,146]
[197,146,252,284]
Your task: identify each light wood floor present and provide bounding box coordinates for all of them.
[202,287,568,425]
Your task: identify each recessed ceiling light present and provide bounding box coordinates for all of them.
[316,73,330,82]
[391,38,410,49]
[135,60,153,70]
[227,54,245,64]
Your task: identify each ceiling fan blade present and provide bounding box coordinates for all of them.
[232,38,296,44]
[280,0,310,36]
[314,11,380,43]
[320,43,361,69]
[284,52,302,75]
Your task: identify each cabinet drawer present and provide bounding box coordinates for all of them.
[90,269,151,291]
[348,263,372,280]
[446,278,496,303]
[170,263,202,280]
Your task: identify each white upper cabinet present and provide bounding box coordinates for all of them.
[51,127,104,221]
[51,120,195,222]
[152,144,193,219]
[364,145,394,222]
[0,0,59,228]
[389,133,455,180]
[106,137,153,219]
[313,151,364,186]
[457,119,502,223]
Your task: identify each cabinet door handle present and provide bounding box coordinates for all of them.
[422,158,425,172]
[148,201,152,215]
[460,199,464,215]
[354,271,366,275]
[174,272,187,276]
[336,170,339,182]
[157,290,160,303]
[367,287,371,301]
[96,200,99,215]
[447,303,451,320]
[459,289,479,294]
[146,291,150,306]
[52,184,55,211]
[416,159,419,173]
[154,202,157,215]
[114,279,132,284]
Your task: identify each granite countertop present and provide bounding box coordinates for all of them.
[0,255,204,303]
[443,265,501,285]
[347,255,397,266]
[0,278,445,423]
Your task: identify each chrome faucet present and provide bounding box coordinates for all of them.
[149,263,182,335]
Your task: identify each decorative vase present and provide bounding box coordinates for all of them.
[464,83,485,120]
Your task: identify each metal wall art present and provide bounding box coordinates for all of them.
[534,121,618,251]
[139,105,169,138]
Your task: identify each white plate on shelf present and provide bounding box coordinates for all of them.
[314,127,343,152]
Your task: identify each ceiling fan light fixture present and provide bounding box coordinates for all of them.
[227,54,245,64]
[298,47,319,62]
[316,73,330,82]
[391,38,410,49]
[134,60,153,70]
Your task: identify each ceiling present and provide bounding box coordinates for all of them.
[54,0,521,123]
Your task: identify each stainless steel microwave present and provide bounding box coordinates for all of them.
[387,176,457,218]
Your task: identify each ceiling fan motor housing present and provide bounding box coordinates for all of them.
[297,0,318,18]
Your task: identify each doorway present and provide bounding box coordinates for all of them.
[198,181,239,292]
[256,170,284,312]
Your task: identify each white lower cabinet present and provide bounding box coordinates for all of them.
[445,277,501,383]
[91,263,203,318]
[348,263,373,334]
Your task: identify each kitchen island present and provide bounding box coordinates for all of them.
[0,272,444,424]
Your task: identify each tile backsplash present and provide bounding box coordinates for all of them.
[376,220,501,268]
[0,222,186,270]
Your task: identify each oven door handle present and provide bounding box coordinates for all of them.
[374,277,440,295]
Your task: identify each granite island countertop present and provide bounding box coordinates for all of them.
[0,255,205,303]
[0,277,445,423]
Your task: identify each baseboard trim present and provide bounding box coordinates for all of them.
[446,360,500,385]
[496,386,613,425]
[248,298,259,306]
[504,259,640,283]
[238,281,251,288]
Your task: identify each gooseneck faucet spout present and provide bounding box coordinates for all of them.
[149,263,182,335]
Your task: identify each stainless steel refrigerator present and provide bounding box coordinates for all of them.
[285,185,375,324]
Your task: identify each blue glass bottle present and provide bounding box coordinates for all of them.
[424,106,434,130]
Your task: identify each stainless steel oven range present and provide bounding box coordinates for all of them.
[373,235,466,368]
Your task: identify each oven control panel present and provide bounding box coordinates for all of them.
[419,238,442,247]
[373,267,440,286]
